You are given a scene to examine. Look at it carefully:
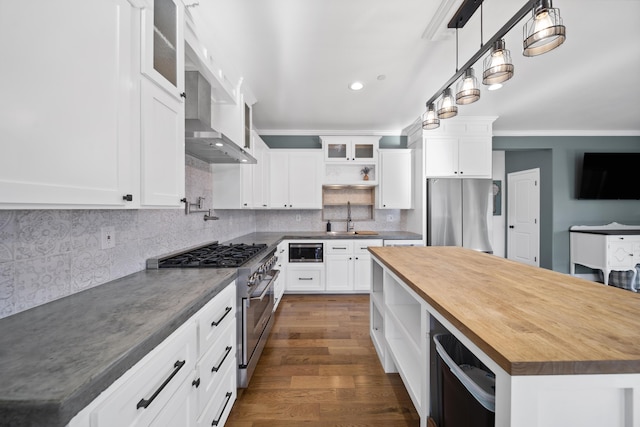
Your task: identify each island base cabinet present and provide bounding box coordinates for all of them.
[508,374,640,427]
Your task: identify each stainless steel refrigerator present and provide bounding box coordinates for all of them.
[426,178,493,253]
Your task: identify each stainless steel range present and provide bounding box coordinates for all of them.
[147,241,279,388]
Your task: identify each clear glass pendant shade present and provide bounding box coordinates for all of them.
[422,103,440,130]
[456,68,480,105]
[523,0,566,56]
[437,89,458,119]
[482,39,514,85]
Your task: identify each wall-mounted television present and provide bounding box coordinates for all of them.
[578,152,640,199]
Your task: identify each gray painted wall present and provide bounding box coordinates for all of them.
[494,136,640,273]
[260,135,407,149]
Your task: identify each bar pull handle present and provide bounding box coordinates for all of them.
[212,392,233,426]
[212,307,232,327]
[136,360,185,409]
[212,346,233,372]
[298,277,313,280]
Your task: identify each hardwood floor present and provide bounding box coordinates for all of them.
[226,294,420,427]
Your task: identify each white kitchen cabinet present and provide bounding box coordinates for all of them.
[211,133,269,209]
[140,78,185,207]
[70,282,237,427]
[325,239,382,292]
[0,0,137,209]
[140,0,185,99]
[269,150,322,209]
[286,265,325,292]
[325,241,355,292]
[274,242,287,311]
[425,137,491,178]
[322,136,378,162]
[423,116,495,179]
[89,319,198,427]
[377,149,413,209]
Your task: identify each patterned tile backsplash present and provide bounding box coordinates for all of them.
[0,155,405,319]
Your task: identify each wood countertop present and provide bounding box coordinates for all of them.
[369,246,640,376]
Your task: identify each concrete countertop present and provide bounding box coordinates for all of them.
[0,268,236,427]
[0,230,420,427]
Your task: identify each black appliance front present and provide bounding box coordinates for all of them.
[289,242,323,262]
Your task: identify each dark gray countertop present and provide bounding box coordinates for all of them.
[0,268,236,427]
[0,230,420,427]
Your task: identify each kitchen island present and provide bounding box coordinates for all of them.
[369,246,640,427]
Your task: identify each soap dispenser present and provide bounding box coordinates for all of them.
[326,220,332,232]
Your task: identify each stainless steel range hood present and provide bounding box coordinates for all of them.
[185,71,256,164]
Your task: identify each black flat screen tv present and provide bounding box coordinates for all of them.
[578,152,640,199]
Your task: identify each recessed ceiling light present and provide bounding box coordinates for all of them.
[215,142,224,147]
[487,83,503,91]
[349,81,364,91]
[377,74,386,81]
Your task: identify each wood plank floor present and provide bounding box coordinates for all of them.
[226,294,420,427]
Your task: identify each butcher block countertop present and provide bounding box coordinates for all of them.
[369,246,640,376]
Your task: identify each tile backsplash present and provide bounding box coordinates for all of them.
[0,156,255,319]
[0,155,406,319]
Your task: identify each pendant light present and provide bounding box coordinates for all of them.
[523,0,566,56]
[456,68,480,105]
[482,39,514,85]
[437,88,458,119]
[422,103,440,130]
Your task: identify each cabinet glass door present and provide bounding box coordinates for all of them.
[354,143,375,160]
[153,0,177,86]
[327,143,349,160]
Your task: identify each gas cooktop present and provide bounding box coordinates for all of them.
[150,242,268,269]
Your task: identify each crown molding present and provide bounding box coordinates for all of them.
[493,130,640,137]
[256,129,406,136]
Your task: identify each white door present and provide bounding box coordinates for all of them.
[507,168,540,266]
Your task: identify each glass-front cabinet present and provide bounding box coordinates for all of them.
[322,136,378,162]
[141,0,184,98]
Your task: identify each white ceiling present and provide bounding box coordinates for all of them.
[190,0,640,135]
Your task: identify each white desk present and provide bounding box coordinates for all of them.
[570,223,640,285]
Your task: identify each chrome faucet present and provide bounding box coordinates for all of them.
[347,201,354,232]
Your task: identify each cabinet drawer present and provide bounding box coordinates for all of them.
[325,240,353,254]
[196,361,236,427]
[198,282,236,357]
[196,319,236,416]
[354,239,383,254]
[91,321,197,427]
[286,268,324,291]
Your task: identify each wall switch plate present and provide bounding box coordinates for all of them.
[101,226,115,249]
[295,214,301,222]
[386,214,394,222]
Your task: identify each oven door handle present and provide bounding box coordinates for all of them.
[250,269,279,301]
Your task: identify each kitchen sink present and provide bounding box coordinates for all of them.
[325,231,356,236]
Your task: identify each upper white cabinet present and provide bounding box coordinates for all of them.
[269,150,322,209]
[0,0,136,208]
[424,117,495,179]
[140,78,185,207]
[322,136,378,162]
[377,149,413,209]
[141,0,185,99]
[0,0,187,209]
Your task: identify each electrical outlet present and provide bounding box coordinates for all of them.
[101,226,115,249]
[295,214,301,222]
[386,214,394,222]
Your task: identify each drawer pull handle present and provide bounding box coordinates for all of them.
[298,277,313,280]
[333,247,348,250]
[136,360,186,409]
[212,392,233,426]
[212,306,232,327]
[212,346,233,372]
